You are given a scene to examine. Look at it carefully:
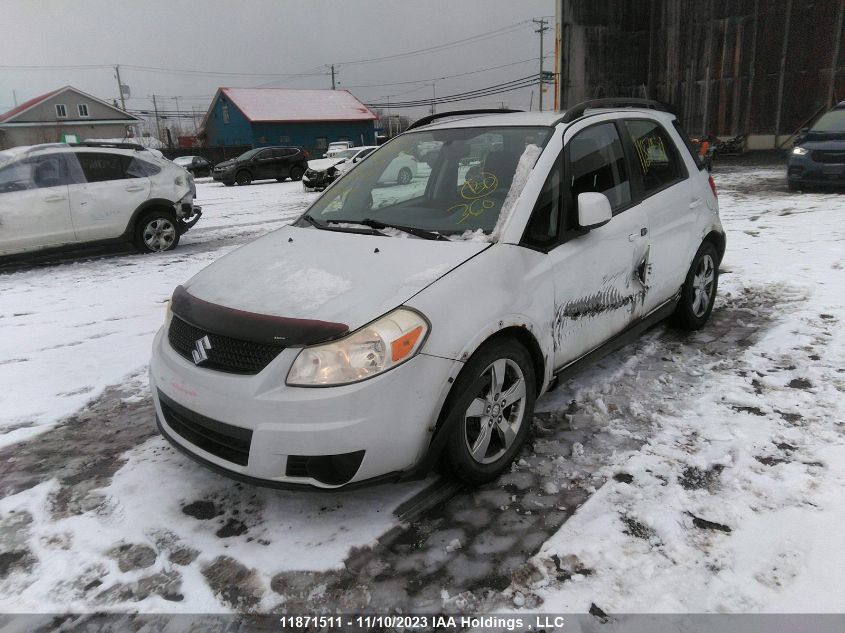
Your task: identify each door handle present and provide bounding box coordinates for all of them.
[690,198,703,208]
[628,228,648,241]
[44,195,66,202]
[125,186,144,192]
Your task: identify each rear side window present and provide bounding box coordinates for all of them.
[567,122,631,212]
[76,153,126,182]
[125,157,161,178]
[624,120,686,195]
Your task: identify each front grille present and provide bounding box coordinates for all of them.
[168,315,285,374]
[812,150,845,164]
[158,391,252,466]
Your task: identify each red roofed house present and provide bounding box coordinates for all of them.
[0,86,140,150]
[200,88,377,154]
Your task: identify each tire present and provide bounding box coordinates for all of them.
[223,182,234,187]
[134,209,180,253]
[670,241,719,330]
[397,167,413,185]
[235,171,252,186]
[289,166,304,182]
[441,338,536,486]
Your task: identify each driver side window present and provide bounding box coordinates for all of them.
[567,123,631,215]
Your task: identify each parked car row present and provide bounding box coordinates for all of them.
[0,141,201,258]
[303,146,420,191]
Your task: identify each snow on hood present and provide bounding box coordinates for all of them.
[307,157,347,172]
[182,224,489,333]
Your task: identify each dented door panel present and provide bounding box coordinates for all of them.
[548,205,650,369]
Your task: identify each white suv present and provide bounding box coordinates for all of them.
[150,100,724,489]
[0,142,201,258]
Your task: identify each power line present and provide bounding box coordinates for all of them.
[342,56,552,90]
[334,21,533,68]
[365,75,540,109]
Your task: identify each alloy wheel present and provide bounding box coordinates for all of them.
[463,358,527,464]
[691,253,715,317]
[142,218,176,252]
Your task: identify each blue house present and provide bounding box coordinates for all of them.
[201,88,377,155]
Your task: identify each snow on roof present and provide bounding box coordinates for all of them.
[220,88,376,123]
[0,87,63,122]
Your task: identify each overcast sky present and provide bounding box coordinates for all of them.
[1,0,556,130]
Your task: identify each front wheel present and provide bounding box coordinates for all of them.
[235,171,252,186]
[134,210,180,253]
[671,241,719,330]
[441,339,536,485]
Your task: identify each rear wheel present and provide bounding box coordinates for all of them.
[289,166,304,182]
[236,171,252,186]
[397,167,413,185]
[671,241,719,330]
[134,209,180,253]
[442,339,536,485]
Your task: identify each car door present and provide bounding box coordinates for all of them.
[273,148,293,179]
[534,119,650,368]
[252,149,275,180]
[0,152,76,255]
[69,151,151,242]
[621,118,697,312]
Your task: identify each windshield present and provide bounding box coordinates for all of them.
[303,126,552,236]
[173,156,193,165]
[810,109,845,134]
[236,148,261,160]
[333,149,359,160]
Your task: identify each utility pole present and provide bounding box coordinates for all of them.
[114,65,126,110]
[331,64,336,90]
[151,94,161,142]
[533,18,550,111]
[430,82,436,115]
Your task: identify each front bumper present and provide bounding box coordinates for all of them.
[302,169,336,191]
[788,156,845,186]
[149,324,456,489]
[212,169,235,183]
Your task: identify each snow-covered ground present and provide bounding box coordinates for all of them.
[0,166,843,615]
[0,179,316,448]
[516,168,845,614]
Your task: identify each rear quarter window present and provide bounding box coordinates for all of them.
[623,119,687,196]
[672,120,705,170]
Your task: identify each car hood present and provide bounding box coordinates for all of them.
[307,158,346,172]
[177,224,490,345]
[215,159,236,169]
[797,138,845,151]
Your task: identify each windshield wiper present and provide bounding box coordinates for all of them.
[355,218,449,241]
[304,214,383,236]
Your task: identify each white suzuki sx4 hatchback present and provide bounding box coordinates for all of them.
[150,100,724,489]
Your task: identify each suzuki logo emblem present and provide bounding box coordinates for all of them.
[192,335,212,365]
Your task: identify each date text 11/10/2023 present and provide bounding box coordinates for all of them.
[278,615,569,631]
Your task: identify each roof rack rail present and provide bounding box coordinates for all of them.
[69,141,147,150]
[407,108,524,131]
[559,98,676,124]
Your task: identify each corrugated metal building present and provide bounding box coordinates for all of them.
[556,0,845,148]
[201,88,377,155]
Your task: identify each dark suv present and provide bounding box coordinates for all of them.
[212,146,309,186]
[789,102,845,190]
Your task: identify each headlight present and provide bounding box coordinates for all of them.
[286,308,428,386]
[792,146,809,156]
[164,300,172,325]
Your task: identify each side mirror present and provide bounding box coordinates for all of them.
[577,192,613,229]
[353,157,360,163]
